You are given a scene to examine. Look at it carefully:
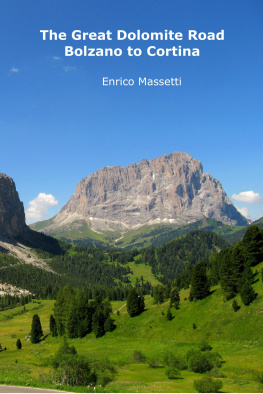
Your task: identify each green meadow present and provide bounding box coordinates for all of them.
[0,263,262,392]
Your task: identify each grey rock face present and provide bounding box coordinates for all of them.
[50,152,248,232]
[0,173,26,237]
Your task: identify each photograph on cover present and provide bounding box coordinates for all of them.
[0,0,263,392]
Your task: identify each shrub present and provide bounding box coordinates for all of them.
[133,350,146,363]
[163,353,187,370]
[207,369,226,378]
[165,367,181,379]
[199,341,212,351]
[48,341,116,387]
[256,371,263,384]
[54,354,94,386]
[188,351,214,373]
[148,358,162,368]
[186,349,199,362]
[193,376,223,393]
[51,337,77,368]
[193,323,197,329]
[205,352,223,369]
[92,359,117,387]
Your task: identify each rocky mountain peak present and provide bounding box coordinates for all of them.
[49,152,248,233]
[0,173,26,237]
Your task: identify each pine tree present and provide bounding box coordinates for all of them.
[232,299,240,312]
[153,285,165,304]
[30,314,43,343]
[127,288,145,317]
[220,243,245,299]
[16,338,22,349]
[190,262,210,301]
[240,281,257,306]
[170,287,180,309]
[54,285,74,336]
[166,308,172,321]
[50,314,57,337]
[92,308,106,338]
[104,316,116,332]
[242,225,263,266]
[74,289,92,338]
[66,298,79,338]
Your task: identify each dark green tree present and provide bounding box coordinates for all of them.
[50,314,57,337]
[92,308,106,338]
[166,308,172,321]
[241,264,254,285]
[127,288,145,317]
[242,225,263,266]
[232,299,240,312]
[153,285,165,304]
[190,262,210,301]
[74,289,93,338]
[54,285,74,336]
[240,281,257,305]
[66,298,79,339]
[220,243,245,299]
[104,316,116,332]
[170,287,180,308]
[16,338,22,349]
[30,314,43,343]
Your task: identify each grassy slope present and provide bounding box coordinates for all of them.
[116,219,245,249]
[122,258,161,286]
[31,218,248,249]
[0,264,262,392]
[49,217,263,249]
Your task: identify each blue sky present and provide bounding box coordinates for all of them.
[0,0,262,223]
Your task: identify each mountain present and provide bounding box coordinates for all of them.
[0,173,63,261]
[32,152,248,243]
[0,173,26,237]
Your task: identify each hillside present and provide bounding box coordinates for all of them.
[0,229,230,297]
[0,261,262,392]
[30,217,247,249]
[225,216,263,244]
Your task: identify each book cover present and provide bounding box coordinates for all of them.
[0,1,262,392]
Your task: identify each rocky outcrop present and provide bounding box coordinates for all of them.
[0,173,26,237]
[43,152,248,234]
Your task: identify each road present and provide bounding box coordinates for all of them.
[0,386,67,393]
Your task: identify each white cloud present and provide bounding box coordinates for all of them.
[232,191,262,204]
[25,193,58,223]
[53,56,61,60]
[9,67,19,73]
[237,207,250,218]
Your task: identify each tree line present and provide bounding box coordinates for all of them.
[140,231,229,284]
[182,225,263,305]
